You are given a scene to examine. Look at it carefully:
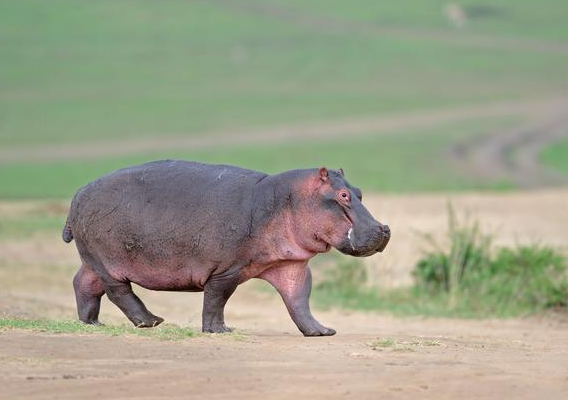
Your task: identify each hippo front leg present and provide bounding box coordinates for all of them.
[259,263,336,337]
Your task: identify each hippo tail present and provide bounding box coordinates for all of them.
[62,217,74,243]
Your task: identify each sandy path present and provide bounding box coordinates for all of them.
[1,290,568,400]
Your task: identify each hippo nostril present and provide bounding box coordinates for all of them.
[381,225,391,236]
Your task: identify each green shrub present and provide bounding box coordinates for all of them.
[485,246,568,310]
[414,204,491,295]
[414,205,568,315]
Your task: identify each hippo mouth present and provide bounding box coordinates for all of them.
[374,234,389,253]
[313,233,332,252]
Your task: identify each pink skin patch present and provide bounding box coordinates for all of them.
[259,261,309,299]
[259,261,335,336]
[240,172,352,283]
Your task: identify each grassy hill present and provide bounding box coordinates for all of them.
[1,0,567,198]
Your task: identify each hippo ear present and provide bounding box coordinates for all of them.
[338,168,345,177]
[318,167,329,182]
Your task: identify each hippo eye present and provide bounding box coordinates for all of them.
[337,190,350,203]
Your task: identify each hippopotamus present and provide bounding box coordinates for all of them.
[63,160,390,336]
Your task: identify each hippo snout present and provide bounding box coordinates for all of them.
[337,222,390,257]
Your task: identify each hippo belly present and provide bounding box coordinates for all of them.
[103,260,213,292]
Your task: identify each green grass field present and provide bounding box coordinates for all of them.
[541,135,568,174]
[1,0,568,199]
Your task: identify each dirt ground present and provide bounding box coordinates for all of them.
[1,190,568,399]
[2,306,568,400]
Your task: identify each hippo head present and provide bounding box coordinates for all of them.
[309,167,390,257]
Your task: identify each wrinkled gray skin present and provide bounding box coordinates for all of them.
[64,160,390,336]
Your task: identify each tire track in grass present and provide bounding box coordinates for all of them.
[449,100,568,188]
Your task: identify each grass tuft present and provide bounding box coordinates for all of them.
[413,205,568,315]
[367,337,442,352]
[368,338,397,348]
[0,318,195,340]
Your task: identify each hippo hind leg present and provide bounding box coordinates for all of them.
[202,267,240,333]
[73,264,105,325]
[103,278,165,328]
[74,264,164,328]
[75,244,164,328]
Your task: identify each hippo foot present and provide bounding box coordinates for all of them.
[133,315,165,328]
[202,323,233,334]
[301,325,336,337]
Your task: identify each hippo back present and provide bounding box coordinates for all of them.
[70,160,267,268]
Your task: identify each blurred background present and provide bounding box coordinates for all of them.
[1,0,568,319]
[2,0,568,196]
